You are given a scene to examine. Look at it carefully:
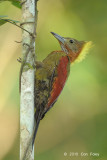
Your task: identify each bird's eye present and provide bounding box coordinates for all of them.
[69,39,73,43]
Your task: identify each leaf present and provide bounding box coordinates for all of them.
[0,19,7,26]
[0,16,8,26]
[0,15,8,18]
[11,1,21,9]
[0,0,21,9]
[5,18,20,24]
[0,17,20,26]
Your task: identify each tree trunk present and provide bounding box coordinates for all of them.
[20,0,38,160]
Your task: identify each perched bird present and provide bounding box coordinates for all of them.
[33,32,92,145]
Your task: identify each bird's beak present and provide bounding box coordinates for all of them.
[51,32,65,44]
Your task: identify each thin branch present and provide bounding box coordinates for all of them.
[0,18,35,37]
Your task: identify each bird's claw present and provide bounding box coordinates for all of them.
[17,57,22,63]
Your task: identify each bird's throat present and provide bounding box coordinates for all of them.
[61,44,69,54]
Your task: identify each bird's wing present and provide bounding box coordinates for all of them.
[32,65,57,146]
[35,61,44,69]
[43,55,70,116]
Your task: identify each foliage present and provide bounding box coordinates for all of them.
[0,0,21,8]
[0,16,19,26]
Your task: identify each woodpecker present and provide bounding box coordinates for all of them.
[33,32,92,145]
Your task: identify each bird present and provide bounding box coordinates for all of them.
[33,32,92,145]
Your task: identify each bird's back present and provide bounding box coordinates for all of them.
[34,51,70,120]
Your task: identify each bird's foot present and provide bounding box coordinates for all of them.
[17,57,22,63]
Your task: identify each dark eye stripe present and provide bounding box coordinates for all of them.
[69,40,73,43]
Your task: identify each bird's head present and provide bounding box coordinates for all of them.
[51,32,92,63]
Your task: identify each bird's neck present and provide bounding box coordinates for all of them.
[61,44,69,54]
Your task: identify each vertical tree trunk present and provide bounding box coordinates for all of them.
[20,0,38,160]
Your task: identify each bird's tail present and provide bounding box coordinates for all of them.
[32,117,40,146]
[32,109,41,146]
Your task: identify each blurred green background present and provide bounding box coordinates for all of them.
[0,0,107,160]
